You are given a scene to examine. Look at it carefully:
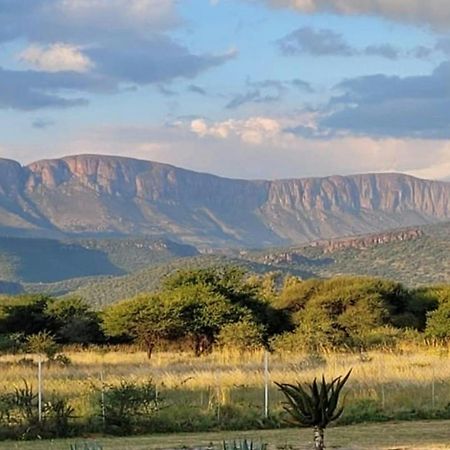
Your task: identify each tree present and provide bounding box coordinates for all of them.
[163,267,288,349]
[424,287,450,341]
[218,319,265,352]
[102,294,183,359]
[276,371,351,450]
[0,295,56,336]
[46,297,104,344]
[275,277,423,350]
[164,284,244,356]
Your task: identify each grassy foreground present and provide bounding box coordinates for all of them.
[0,421,449,449]
[3,348,450,418]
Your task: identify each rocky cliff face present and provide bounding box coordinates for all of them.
[0,154,449,247]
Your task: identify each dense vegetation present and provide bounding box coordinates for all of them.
[246,221,450,287]
[0,265,449,441]
[0,222,448,302]
[0,268,449,355]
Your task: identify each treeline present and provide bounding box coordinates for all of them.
[0,267,450,355]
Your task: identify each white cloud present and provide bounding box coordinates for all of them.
[55,0,179,34]
[19,43,93,73]
[189,117,282,145]
[9,117,449,181]
[0,0,179,46]
[407,146,450,180]
[263,0,450,29]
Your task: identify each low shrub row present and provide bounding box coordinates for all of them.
[1,378,450,441]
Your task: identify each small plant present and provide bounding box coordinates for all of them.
[223,440,268,450]
[26,332,59,360]
[13,380,39,424]
[44,397,76,437]
[51,353,72,366]
[70,443,103,450]
[276,370,351,450]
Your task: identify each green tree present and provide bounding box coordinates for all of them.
[424,286,450,341]
[163,267,287,347]
[0,295,55,336]
[164,284,244,356]
[276,371,351,450]
[46,297,103,344]
[218,319,265,352]
[102,294,183,358]
[46,297,104,344]
[276,277,420,350]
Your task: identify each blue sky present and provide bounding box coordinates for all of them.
[0,0,450,180]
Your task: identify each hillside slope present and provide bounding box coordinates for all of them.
[0,154,449,248]
[21,222,450,306]
[0,236,198,284]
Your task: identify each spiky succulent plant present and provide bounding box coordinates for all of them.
[276,370,351,450]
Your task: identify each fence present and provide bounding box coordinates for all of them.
[2,348,450,433]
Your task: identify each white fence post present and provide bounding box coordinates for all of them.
[264,350,270,419]
[38,357,43,422]
[100,371,106,426]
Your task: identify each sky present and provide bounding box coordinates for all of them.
[1,0,450,180]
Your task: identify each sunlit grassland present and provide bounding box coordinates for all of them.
[1,345,450,420]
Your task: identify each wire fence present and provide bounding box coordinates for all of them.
[22,352,450,426]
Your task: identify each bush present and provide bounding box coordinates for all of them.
[356,326,405,350]
[26,332,59,360]
[43,397,76,437]
[101,379,160,434]
[218,320,265,352]
[339,399,389,425]
[270,330,332,353]
[0,380,78,440]
[0,333,25,354]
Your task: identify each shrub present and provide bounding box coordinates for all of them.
[101,379,160,434]
[26,332,59,360]
[218,320,265,352]
[339,399,389,425]
[0,333,25,354]
[43,397,76,437]
[0,380,77,439]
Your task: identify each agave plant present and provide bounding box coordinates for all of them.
[276,370,351,450]
[222,440,268,450]
[69,443,103,450]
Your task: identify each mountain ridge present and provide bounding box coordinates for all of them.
[0,154,449,248]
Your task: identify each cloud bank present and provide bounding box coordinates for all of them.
[11,117,449,181]
[320,62,450,139]
[0,0,233,110]
[264,0,450,29]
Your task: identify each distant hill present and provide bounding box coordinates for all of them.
[0,280,23,295]
[0,154,449,248]
[19,221,450,306]
[244,221,450,287]
[0,236,198,285]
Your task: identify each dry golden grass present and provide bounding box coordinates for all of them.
[1,345,450,414]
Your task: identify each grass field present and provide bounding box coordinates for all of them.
[0,420,449,449]
[2,347,450,428]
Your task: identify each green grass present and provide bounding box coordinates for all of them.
[0,421,450,449]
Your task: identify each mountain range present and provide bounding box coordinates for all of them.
[0,154,449,248]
